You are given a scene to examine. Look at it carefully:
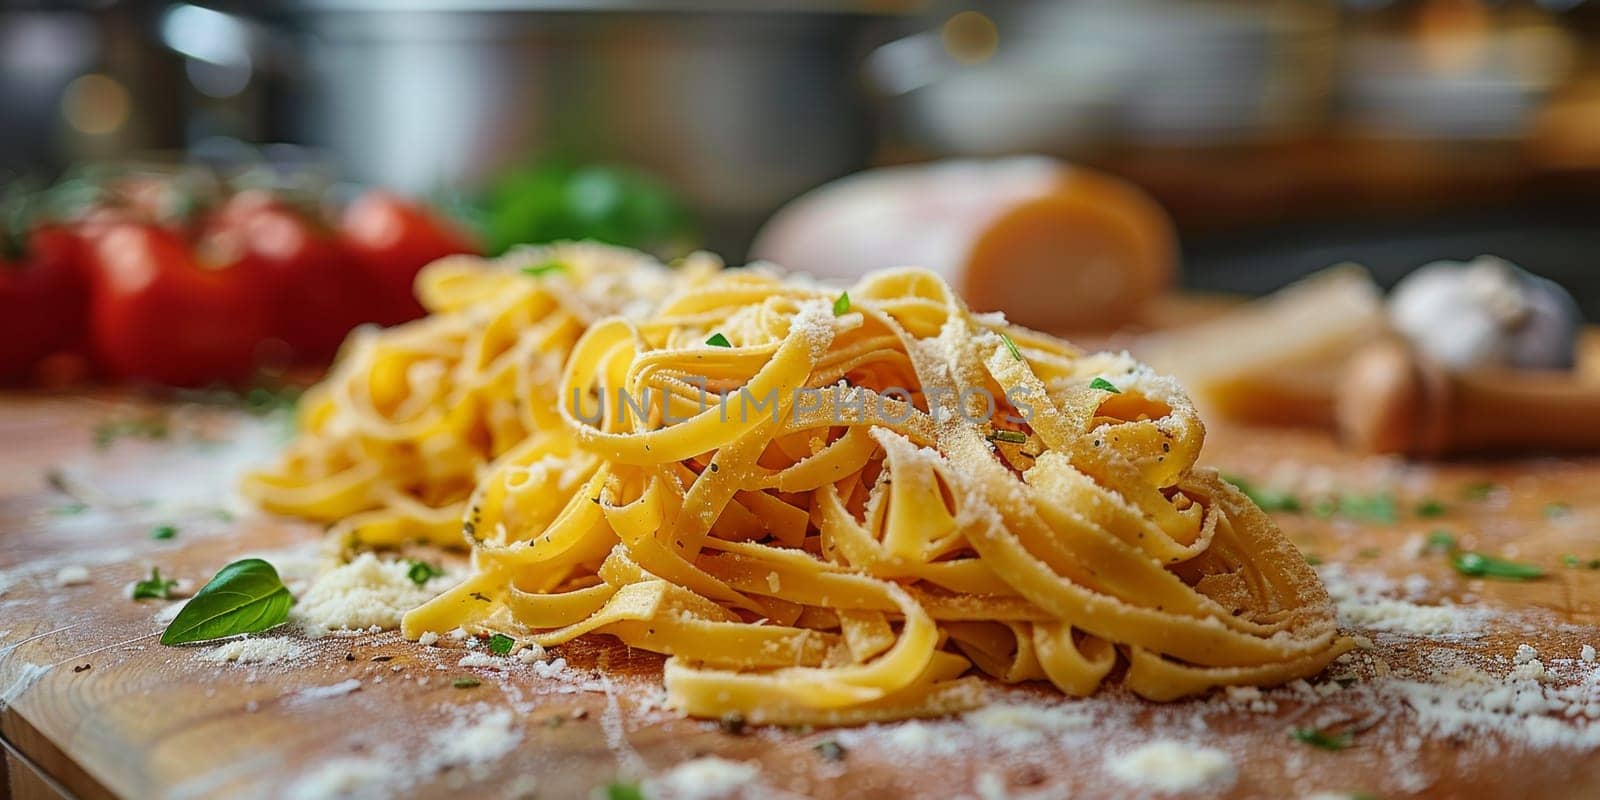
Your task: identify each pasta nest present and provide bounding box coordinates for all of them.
[248,244,1351,724]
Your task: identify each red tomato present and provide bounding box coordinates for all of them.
[205,190,368,362]
[0,226,89,382]
[86,222,273,386]
[339,191,478,325]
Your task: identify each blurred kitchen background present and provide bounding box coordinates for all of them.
[4,0,1600,315]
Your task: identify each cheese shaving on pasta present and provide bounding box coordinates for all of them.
[250,246,1352,724]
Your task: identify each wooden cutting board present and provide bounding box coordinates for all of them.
[3,393,1600,800]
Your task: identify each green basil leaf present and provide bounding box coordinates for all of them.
[1088,377,1121,394]
[832,291,850,316]
[160,558,291,645]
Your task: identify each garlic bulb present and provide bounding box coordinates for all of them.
[1388,256,1580,371]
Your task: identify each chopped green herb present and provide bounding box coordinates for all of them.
[813,739,847,761]
[242,386,299,416]
[151,525,177,540]
[988,430,1029,445]
[1310,497,1338,519]
[1415,499,1447,518]
[1222,474,1302,513]
[1544,502,1571,520]
[602,782,644,800]
[131,567,177,601]
[1425,530,1458,554]
[1357,547,1381,560]
[1292,727,1353,751]
[406,560,444,586]
[522,260,568,278]
[1336,493,1398,524]
[1452,552,1544,581]
[1088,377,1121,394]
[175,383,301,416]
[93,414,170,449]
[1304,553,1323,566]
[51,502,89,516]
[832,291,850,316]
[488,633,515,656]
[160,559,290,644]
[1461,482,1498,501]
[452,676,481,689]
[1560,554,1600,570]
[1000,332,1022,361]
[705,332,732,348]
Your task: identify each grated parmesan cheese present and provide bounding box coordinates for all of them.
[292,678,362,702]
[285,756,391,800]
[201,637,309,665]
[1105,740,1235,793]
[961,703,1094,748]
[294,553,451,637]
[431,709,522,776]
[54,565,90,586]
[645,756,761,800]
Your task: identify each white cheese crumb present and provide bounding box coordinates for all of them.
[1106,740,1235,793]
[1582,645,1596,663]
[54,565,90,586]
[431,709,522,776]
[292,678,362,702]
[645,756,760,799]
[876,721,961,756]
[458,652,505,669]
[418,631,440,647]
[514,643,548,663]
[1508,658,1547,683]
[1514,644,1538,664]
[532,657,568,679]
[201,637,309,665]
[285,756,390,800]
[961,703,1094,748]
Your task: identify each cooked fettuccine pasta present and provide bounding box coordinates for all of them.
[253,246,1350,724]
[242,243,714,548]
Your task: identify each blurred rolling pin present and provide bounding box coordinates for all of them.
[749,157,1176,332]
[1337,339,1600,457]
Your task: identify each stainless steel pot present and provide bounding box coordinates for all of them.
[193,1,911,256]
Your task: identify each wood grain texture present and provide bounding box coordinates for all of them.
[2,393,1600,799]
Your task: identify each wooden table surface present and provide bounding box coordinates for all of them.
[2,393,1600,800]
